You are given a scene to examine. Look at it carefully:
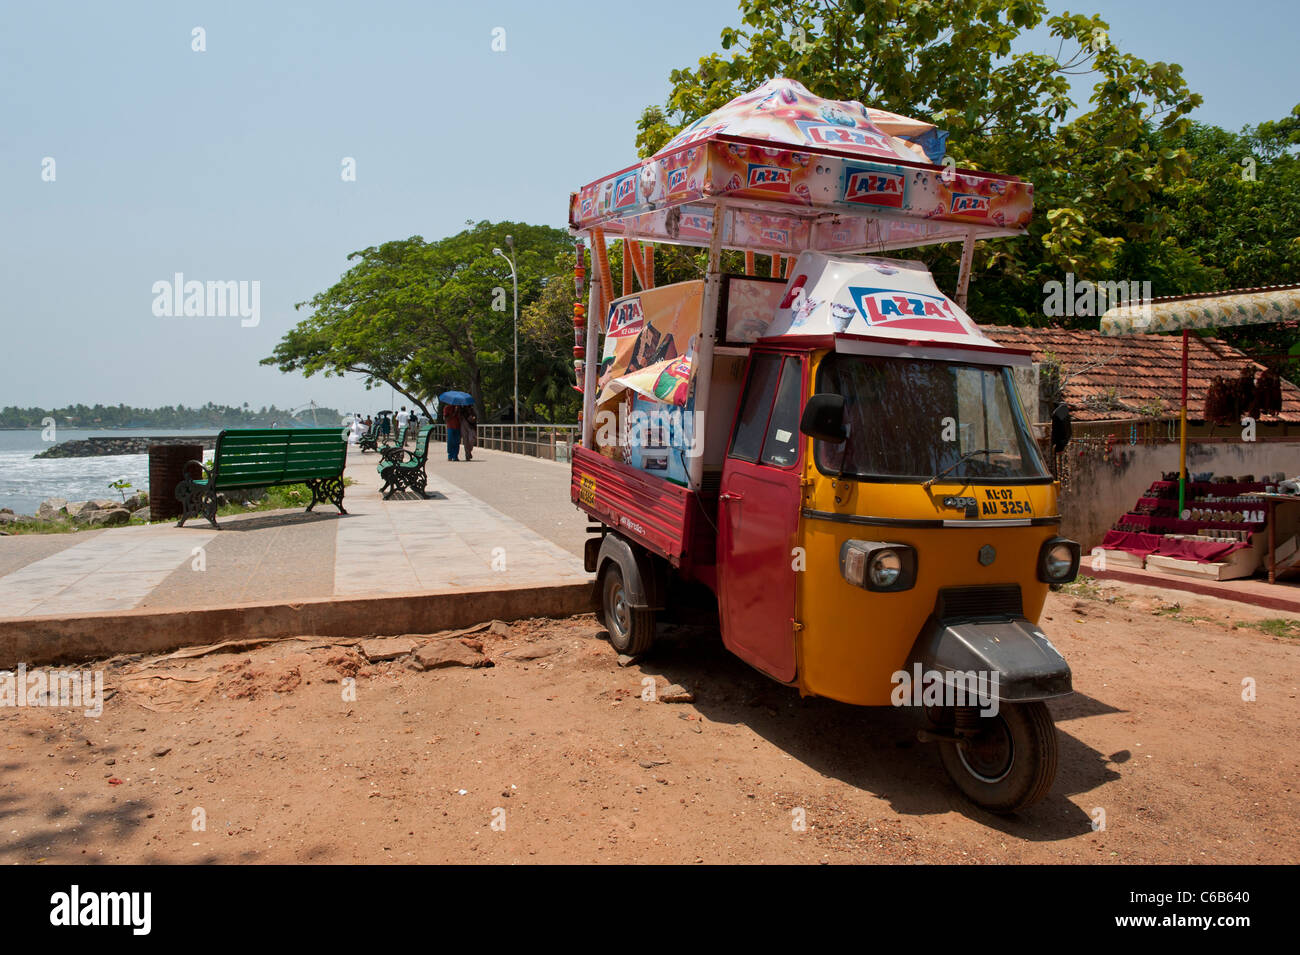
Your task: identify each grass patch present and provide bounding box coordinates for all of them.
[1233,618,1300,638]
[0,478,355,535]
[1153,602,1214,625]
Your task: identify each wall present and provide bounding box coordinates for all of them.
[1057,438,1300,550]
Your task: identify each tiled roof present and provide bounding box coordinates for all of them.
[984,325,1300,423]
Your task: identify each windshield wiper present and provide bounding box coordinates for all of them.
[923,448,1003,489]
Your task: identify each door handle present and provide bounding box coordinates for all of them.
[719,491,744,503]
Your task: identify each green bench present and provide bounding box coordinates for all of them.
[358,419,381,453]
[379,423,409,461]
[377,425,433,498]
[176,428,349,528]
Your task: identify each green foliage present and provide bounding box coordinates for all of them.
[634,0,1296,337]
[263,221,573,422]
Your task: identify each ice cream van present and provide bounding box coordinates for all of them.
[566,79,1079,812]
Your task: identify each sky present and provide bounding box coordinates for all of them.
[2,0,1296,415]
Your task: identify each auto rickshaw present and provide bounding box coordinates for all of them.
[567,79,1079,812]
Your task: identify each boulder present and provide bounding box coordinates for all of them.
[0,512,22,525]
[659,684,695,704]
[120,494,143,511]
[131,507,151,522]
[37,498,68,520]
[0,507,12,515]
[359,637,419,662]
[65,501,97,520]
[91,498,119,511]
[410,639,488,670]
[87,508,131,527]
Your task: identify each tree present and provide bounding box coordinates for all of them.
[635,0,1204,324]
[263,221,574,420]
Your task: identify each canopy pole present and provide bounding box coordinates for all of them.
[744,251,755,276]
[581,271,602,450]
[688,205,724,492]
[644,243,655,289]
[590,228,613,308]
[1179,329,1188,515]
[955,230,976,309]
[622,240,633,296]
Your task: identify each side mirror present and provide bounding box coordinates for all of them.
[800,393,847,443]
[1050,402,1072,453]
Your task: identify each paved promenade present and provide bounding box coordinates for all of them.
[0,445,590,621]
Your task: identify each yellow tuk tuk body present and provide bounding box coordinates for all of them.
[795,350,1059,706]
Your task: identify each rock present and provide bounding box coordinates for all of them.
[91,498,118,511]
[87,508,131,527]
[489,620,513,637]
[505,644,559,661]
[152,746,171,758]
[659,684,694,703]
[131,507,151,522]
[120,494,142,511]
[0,513,22,525]
[617,654,640,667]
[65,501,97,520]
[37,498,68,520]
[410,639,488,670]
[359,637,419,662]
[0,507,12,515]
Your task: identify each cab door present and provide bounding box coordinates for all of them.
[717,351,806,682]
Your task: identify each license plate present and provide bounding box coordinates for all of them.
[579,475,597,507]
[978,487,1034,518]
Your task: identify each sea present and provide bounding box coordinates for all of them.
[0,429,217,516]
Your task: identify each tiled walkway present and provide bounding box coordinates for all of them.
[0,445,590,619]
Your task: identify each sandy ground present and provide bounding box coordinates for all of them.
[2,580,1296,864]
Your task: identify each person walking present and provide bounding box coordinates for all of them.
[379,411,392,441]
[462,405,478,461]
[444,403,462,461]
[396,405,410,440]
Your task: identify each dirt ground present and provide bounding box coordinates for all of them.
[2,579,1297,864]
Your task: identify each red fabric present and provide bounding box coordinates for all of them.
[1102,530,1249,564]
[444,406,461,428]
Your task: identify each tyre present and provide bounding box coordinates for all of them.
[936,700,1058,814]
[599,563,656,655]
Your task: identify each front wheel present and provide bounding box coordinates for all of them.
[599,564,656,655]
[936,700,1058,814]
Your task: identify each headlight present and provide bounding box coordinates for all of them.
[840,540,916,592]
[869,549,903,588]
[1037,538,1080,583]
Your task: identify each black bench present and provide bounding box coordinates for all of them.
[176,428,349,528]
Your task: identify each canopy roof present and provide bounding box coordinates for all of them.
[1100,285,1300,336]
[569,79,1032,256]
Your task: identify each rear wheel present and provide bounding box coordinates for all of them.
[936,701,1058,814]
[600,563,656,655]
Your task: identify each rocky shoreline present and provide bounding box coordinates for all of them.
[33,435,218,459]
[0,493,151,531]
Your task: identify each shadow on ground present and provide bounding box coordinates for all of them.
[619,622,1120,839]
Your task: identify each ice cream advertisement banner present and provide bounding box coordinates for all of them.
[598,281,704,405]
[766,252,992,345]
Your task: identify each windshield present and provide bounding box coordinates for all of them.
[814,354,1050,483]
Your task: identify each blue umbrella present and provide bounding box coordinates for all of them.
[438,391,475,406]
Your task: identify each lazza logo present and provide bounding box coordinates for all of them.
[666,167,689,194]
[746,163,792,191]
[848,286,967,334]
[612,172,638,208]
[844,168,905,207]
[949,192,990,214]
[606,298,644,336]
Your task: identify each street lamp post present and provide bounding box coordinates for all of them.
[493,237,519,424]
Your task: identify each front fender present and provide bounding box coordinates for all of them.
[907,617,1072,702]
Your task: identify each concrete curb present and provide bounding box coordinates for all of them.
[0,581,596,668]
[1089,567,1300,614]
